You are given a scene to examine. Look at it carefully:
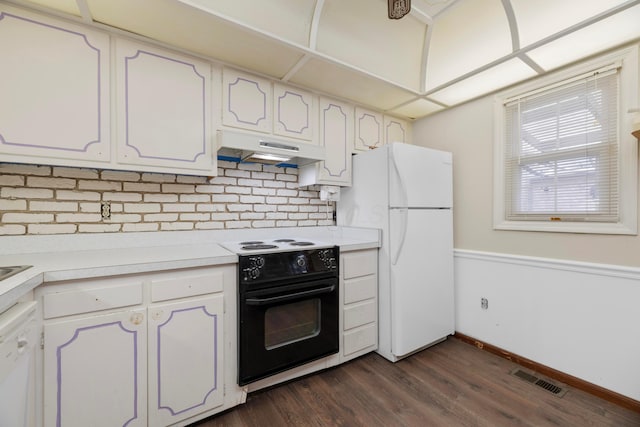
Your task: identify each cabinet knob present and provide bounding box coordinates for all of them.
[17,335,29,354]
[130,313,144,325]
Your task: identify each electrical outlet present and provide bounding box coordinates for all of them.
[481,298,488,310]
[100,201,111,220]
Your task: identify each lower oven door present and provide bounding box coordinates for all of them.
[238,277,339,386]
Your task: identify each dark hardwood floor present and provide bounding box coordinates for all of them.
[193,338,640,426]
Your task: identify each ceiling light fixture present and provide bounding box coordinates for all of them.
[241,152,292,165]
[388,0,411,19]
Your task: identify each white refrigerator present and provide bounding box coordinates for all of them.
[337,143,454,362]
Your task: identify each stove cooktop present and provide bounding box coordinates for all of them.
[220,238,333,254]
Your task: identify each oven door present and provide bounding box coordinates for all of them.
[238,277,339,386]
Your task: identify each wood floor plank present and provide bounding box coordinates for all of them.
[192,338,640,427]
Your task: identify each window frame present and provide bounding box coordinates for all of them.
[493,46,638,235]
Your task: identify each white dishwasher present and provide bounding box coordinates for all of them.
[0,301,38,427]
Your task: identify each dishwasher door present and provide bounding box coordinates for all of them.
[0,301,38,427]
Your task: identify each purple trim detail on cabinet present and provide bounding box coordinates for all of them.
[357,113,381,148]
[385,120,406,142]
[124,50,207,163]
[0,13,103,152]
[227,77,267,126]
[56,321,139,427]
[156,306,218,416]
[322,103,348,178]
[277,91,309,134]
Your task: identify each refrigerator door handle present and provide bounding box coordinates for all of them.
[389,144,408,208]
[391,208,408,265]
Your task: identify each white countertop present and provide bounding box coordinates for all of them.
[0,226,380,313]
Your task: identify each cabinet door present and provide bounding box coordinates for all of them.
[0,5,110,164]
[273,83,315,142]
[222,68,272,133]
[354,108,383,152]
[43,310,147,427]
[318,97,353,185]
[116,39,214,174]
[383,116,411,145]
[148,295,224,426]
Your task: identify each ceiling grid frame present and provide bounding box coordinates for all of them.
[6,0,640,119]
[423,0,640,97]
[74,0,92,23]
[282,0,324,83]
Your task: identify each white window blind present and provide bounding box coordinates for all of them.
[503,66,619,222]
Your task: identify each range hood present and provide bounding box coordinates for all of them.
[217,130,325,166]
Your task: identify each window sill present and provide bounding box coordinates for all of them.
[493,220,637,235]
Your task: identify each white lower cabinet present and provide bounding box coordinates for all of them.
[340,249,378,362]
[37,265,240,427]
[43,309,147,427]
[147,295,223,426]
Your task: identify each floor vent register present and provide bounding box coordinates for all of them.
[511,369,568,397]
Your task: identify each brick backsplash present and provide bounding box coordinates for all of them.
[0,161,335,235]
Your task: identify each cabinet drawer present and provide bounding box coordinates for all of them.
[343,250,377,279]
[150,271,223,302]
[343,323,377,356]
[344,299,376,330]
[43,282,143,319]
[344,275,376,304]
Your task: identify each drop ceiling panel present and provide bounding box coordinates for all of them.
[289,58,417,111]
[177,0,316,47]
[412,0,458,17]
[316,0,426,91]
[526,5,640,71]
[20,0,81,16]
[429,58,537,106]
[387,98,444,119]
[425,0,512,91]
[85,0,305,78]
[511,0,628,48]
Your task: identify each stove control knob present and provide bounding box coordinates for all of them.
[296,255,307,268]
[250,256,265,268]
[249,267,260,279]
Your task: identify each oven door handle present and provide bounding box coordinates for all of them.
[245,284,336,306]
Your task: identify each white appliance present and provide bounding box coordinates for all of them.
[0,301,38,427]
[217,130,325,166]
[337,143,454,362]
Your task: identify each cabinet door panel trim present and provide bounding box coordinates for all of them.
[0,12,106,154]
[276,90,310,135]
[226,77,268,127]
[124,49,207,163]
[321,102,348,178]
[155,305,219,416]
[55,320,140,427]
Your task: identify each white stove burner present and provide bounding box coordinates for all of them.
[220,238,332,254]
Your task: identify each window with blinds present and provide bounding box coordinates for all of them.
[503,66,619,223]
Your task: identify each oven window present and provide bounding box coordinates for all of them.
[264,299,321,350]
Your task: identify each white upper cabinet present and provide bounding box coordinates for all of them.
[299,97,353,186]
[222,68,272,133]
[383,116,411,145]
[115,39,215,174]
[354,107,383,152]
[273,83,315,142]
[0,5,110,164]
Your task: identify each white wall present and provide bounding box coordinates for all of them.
[412,88,640,400]
[412,95,640,268]
[455,250,640,401]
